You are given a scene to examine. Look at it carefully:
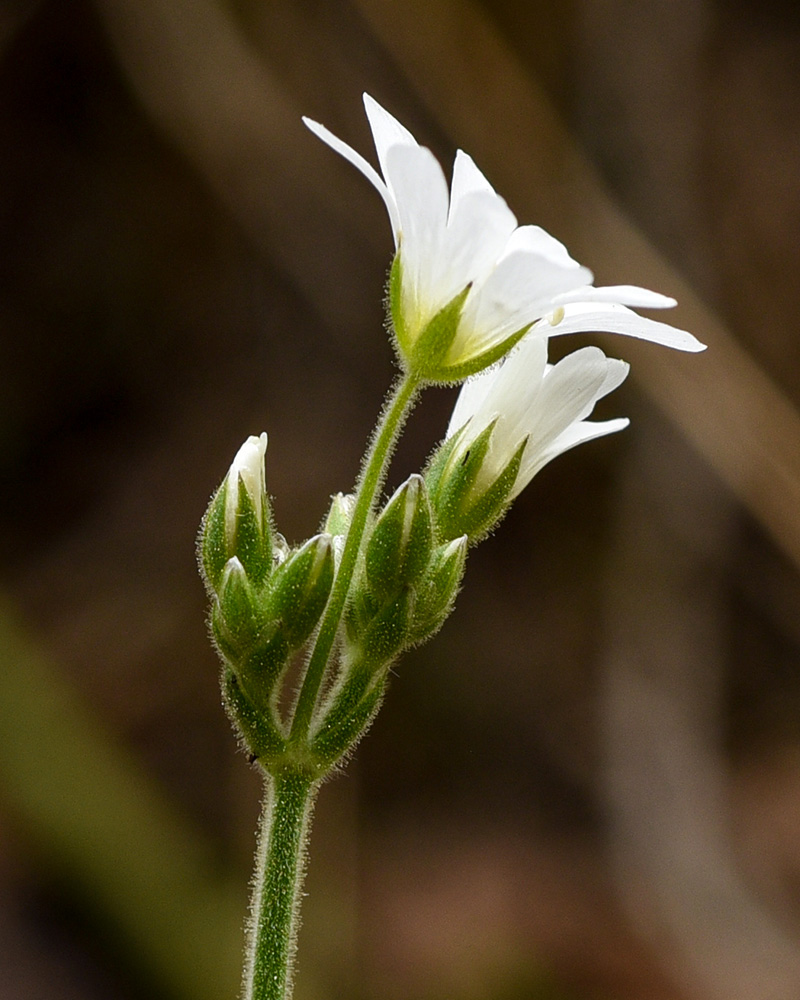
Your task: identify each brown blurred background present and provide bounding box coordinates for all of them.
[1,1,800,998]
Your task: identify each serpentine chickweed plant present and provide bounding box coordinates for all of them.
[199,93,706,1000]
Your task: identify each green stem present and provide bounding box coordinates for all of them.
[244,770,317,1000]
[289,371,420,742]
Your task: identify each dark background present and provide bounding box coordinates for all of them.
[1,1,800,998]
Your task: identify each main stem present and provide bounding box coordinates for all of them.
[244,770,316,1000]
[289,371,420,742]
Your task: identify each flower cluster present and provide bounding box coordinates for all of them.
[200,435,336,765]
[200,94,705,775]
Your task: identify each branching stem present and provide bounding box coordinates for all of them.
[245,369,421,1000]
[289,371,421,742]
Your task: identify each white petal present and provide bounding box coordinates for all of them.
[447,367,498,437]
[486,336,548,433]
[551,284,677,309]
[440,190,517,303]
[386,144,450,320]
[363,93,418,183]
[444,153,517,299]
[474,338,549,476]
[551,416,630,456]
[516,417,629,495]
[540,301,706,352]
[449,151,500,214]
[463,252,594,348]
[528,347,615,450]
[502,225,583,269]
[303,116,399,239]
[598,356,631,396]
[225,432,268,541]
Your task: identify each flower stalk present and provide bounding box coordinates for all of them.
[243,770,317,1000]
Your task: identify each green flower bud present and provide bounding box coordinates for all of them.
[268,533,334,649]
[323,492,355,568]
[324,492,355,537]
[236,633,291,713]
[212,586,292,724]
[410,535,468,643]
[215,556,262,649]
[365,475,432,603]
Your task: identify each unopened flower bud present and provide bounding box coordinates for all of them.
[201,433,273,592]
[225,433,269,549]
[410,535,468,643]
[365,475,432,603]
[269,533,334,648]
[324,492,355,567]
[216,556,261,649]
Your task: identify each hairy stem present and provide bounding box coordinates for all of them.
[243,770,317,1000]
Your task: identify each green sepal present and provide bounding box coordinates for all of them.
[390,245,534,382]
[311,677,385,767]
[388,253,409,358]
[427,420,495,535]
[210,602,238,663]
[454,440,525,543]
[199,478,230,594]
[268,533,334,648]
[428,323,533,384]
[316,661,372,737]
[215,557,262,649]
[237,633,291,711]
[365,475,432,603]
[429,422,525,543]
[231,474,272,587]
[359,586,414,664]
[409,536,467,644]
[422,428,464,506]
[405,284,472,379]
[344,585,380,644]
[222,666,286,764]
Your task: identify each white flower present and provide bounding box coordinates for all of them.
[303,94,705,381]
[446,338,630,500]
[225,432,268,548]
